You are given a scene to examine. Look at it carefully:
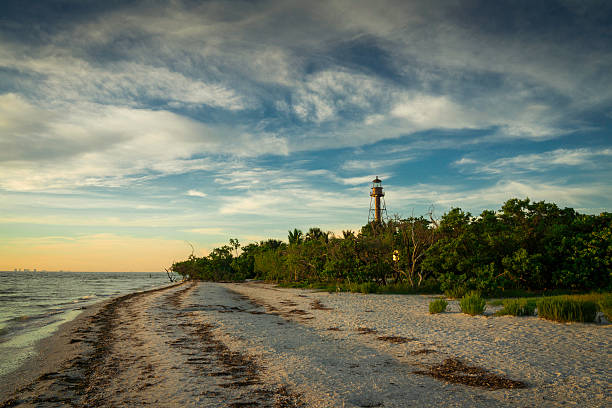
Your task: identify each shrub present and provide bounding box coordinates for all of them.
[597,295,612,321]
[429,299,448,314]
[359,282,379,294]
[537,296,598,323]
[444,286,467,299]
[495,298,536,316]
[460,292,486,316]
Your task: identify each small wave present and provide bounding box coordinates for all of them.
[71,295,97,303]
[79,295,96,300]
[8,309,63,323]
[0,294,35,300]
[0,314,65,345]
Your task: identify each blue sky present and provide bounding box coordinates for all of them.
[1,0,611,271]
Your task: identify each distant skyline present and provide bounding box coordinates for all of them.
[1,0,611,271]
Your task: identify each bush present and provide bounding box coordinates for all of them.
[460,292,486,316]
[429,299,448,314]
[359,282,379,294]
[444,286,467,299]
[598,296,612,321]
[537,296,598,323]
[495,298,536,316]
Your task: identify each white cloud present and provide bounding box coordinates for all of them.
[213,167,299,190]
[342,156,415,172]
[183,227,224,235]
[455,148,612,174]
[1,1,597,166]
[291,70,386,123]
[186,190,207,198]
[1,52,247,111]
[219,194,290,215]
[453,158,477,166]
[391,94,470,129]
[319,1,612,106]
[0,94,287,191]
[388,179,611,215]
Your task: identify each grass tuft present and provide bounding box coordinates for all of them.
[597,296,612,321]
[495,298,537,316]
[429,298,448,314]
[444,286,467,299]
[460,292,486,316]
[358,282,379,294]
[537,296,598,323]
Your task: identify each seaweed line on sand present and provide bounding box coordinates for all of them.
[377,336,415,344]
[355,327,378,335]
[0,281,189,408]
[311,299,332,310]
[414,358,527,390]
[178,319,304,407]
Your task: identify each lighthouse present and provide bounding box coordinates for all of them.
[368,177,387,224]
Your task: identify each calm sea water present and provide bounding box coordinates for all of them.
[0,271,170,378]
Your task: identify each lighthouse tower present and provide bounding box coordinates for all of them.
[368,177,387,224]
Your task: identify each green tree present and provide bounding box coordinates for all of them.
[229,238,240,257]
[288,228,303,245]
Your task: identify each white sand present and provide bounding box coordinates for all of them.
[213,282,611,407]
[2,281,609,407]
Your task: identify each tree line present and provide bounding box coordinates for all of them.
[170,198,611,295]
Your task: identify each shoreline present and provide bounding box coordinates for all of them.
[1,281,610,407]
[0,281,183,401]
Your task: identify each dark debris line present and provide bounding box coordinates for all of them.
[176,318,303,407]
[414,358,527,390]
[0,284,180,408]
[0,282,304,407]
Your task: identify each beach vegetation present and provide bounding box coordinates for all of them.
[495,298,537,316]
[169,198,612,300]
[537,296,598,323]
[459,292,486,315]
[429,298,448,314]
[444,286,467,299]
[596,294,612,321]
[358,282,379,294]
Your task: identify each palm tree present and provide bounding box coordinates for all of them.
[342,230,354,239]
[288,228,303,245]
[306,227,329,243]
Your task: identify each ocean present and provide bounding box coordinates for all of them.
[0,271,171,378]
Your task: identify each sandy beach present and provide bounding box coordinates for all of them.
[1,281,610,407]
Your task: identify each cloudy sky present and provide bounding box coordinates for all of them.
[1,0,611,271]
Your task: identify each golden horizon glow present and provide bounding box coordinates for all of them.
[0,234,206,272]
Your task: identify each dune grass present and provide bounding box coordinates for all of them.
[281,280,611,322]
[429,298,448,314]
[537,296,599,323]
[459,292,486,316]
[489,292,611,322]
[596,295,612,321]
[495,298,537,316]
[278,280,439,295]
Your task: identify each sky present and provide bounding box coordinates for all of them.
[1,0,611,271]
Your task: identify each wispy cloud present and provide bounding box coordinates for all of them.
[1,1,611,270]
[341,156,414,171]
[0,94,288,191]
[389,179,612,216]
[455,148,612,175]
[186,190,207,198]
[183,227,224,235]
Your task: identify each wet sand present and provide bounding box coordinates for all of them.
[1,281,610,407]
